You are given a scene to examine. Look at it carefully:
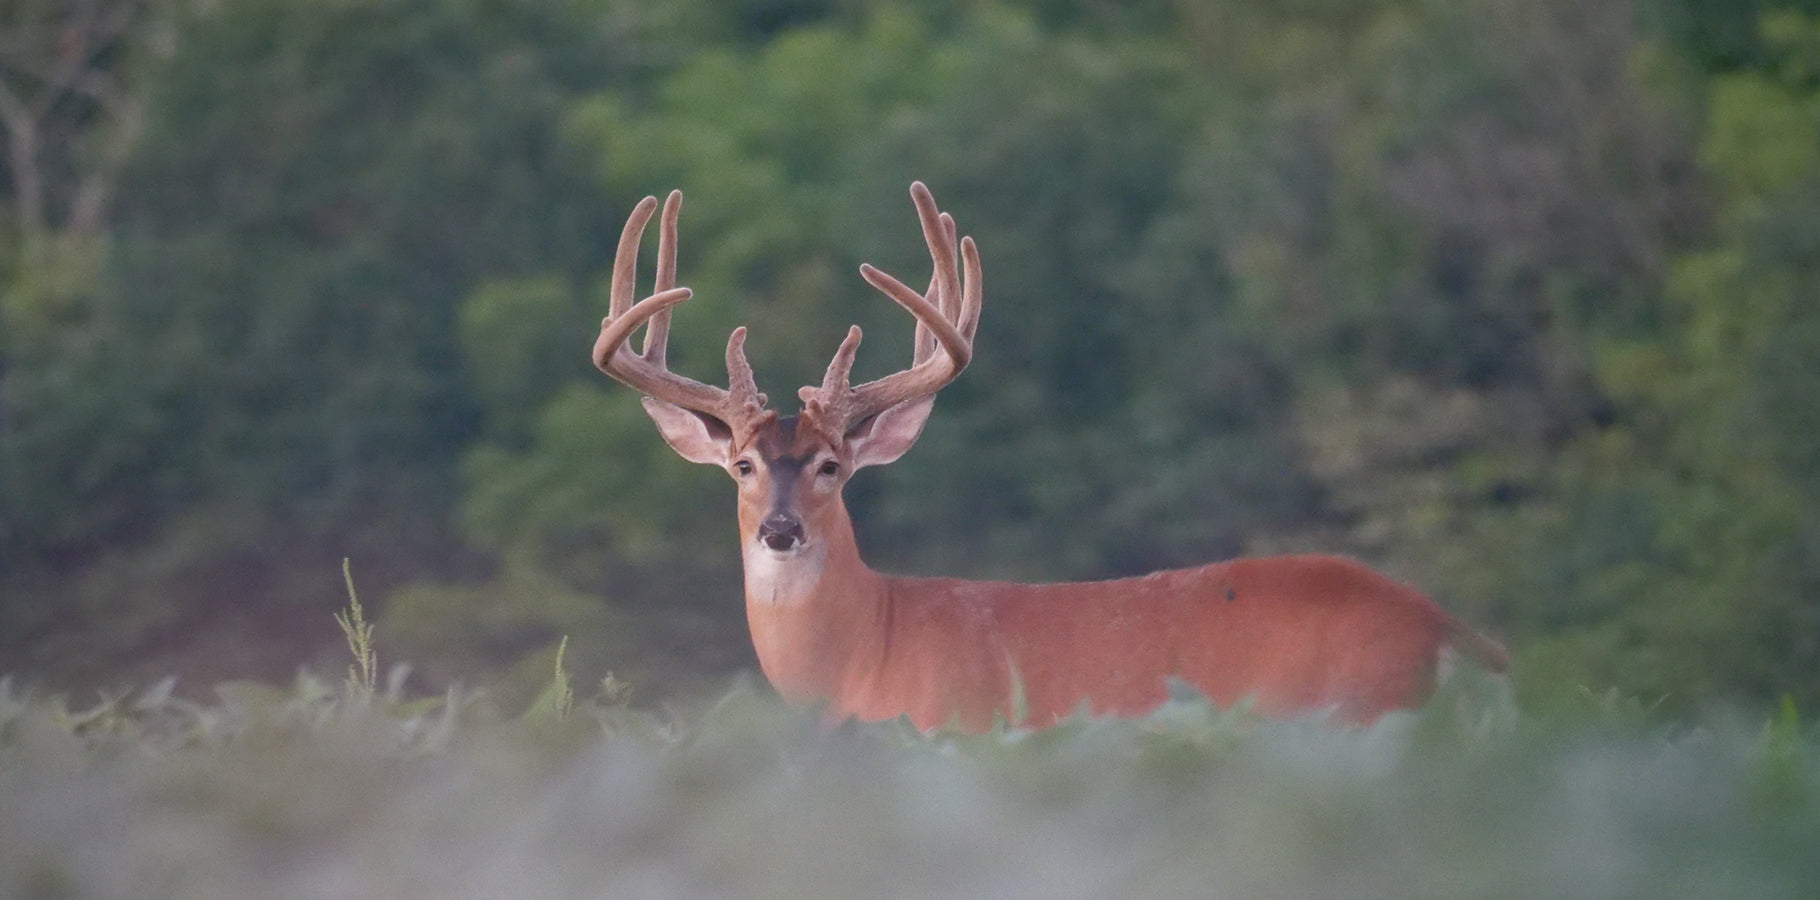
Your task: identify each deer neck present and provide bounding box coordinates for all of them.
[740,501,888,703]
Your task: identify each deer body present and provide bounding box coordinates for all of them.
[748,554,1494,731]
[729,428,1500,730]
[593,182,1507,732]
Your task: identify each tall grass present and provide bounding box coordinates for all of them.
[0,589,1815,899]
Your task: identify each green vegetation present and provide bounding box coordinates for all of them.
[1,661,1816,897]
[333,559,379,701]
[4,0,1820,720]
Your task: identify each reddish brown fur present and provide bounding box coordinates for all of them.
[595,182,1507,733]
[730,423,1506,732]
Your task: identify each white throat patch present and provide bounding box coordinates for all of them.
[743,541,826,607]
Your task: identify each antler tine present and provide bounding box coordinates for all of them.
[609,196,658,319]
[641,190,683,367]
[958,235,983,341]
[912,212,961,365]
[724,325,767,412]
[595,190,770,436]
[797,325,865,441]
[918,193,962,326]
[800,182,982,438]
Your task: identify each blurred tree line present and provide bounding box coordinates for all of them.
[2,0,1817,712]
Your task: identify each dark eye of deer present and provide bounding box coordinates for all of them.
[735,460,754,477]
[819,460,840,477]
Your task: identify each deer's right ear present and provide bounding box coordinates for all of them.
[641,397,736,466]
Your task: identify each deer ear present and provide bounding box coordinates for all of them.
[641,396,735,466]
[844,395,936,469]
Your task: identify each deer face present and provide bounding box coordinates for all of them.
[734,416,843,555]
[642,398,936,558]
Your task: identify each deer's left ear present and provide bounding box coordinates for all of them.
[844,395,936,469]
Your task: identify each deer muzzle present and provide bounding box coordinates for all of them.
[757,512,805,552]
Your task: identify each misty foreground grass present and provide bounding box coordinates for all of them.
[3,665,1817,900]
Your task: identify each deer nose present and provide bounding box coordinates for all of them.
[757,513,805,551]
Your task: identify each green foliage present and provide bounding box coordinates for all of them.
[0,667,1816,898]
[457,277,590,445]
[1641,0,1820,73]
[86,0,620,533]
[522,634,575,721]
[334,559,378,701]
[1464,11,1820,712]
[2,0,633,684]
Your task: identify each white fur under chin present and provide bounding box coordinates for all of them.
[743,541,826,607]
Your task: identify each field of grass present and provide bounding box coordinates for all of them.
[2,580,1815,900]
[3,652,1816,900]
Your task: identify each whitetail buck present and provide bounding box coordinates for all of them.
[592,182,1508,732]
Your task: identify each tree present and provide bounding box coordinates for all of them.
[1446,8,1820,711]
[0,0,157,251]
[0,0,635,688]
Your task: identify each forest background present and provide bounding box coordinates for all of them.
[3,0,1818,717]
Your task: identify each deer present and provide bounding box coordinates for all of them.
[591,182,1509,733]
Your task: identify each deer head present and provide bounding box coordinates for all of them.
[591,182,983,564]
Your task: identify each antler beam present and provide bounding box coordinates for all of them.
[799,181,983,438]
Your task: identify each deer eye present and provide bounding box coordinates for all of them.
[818,460,840,477]
[734,460,755,477]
